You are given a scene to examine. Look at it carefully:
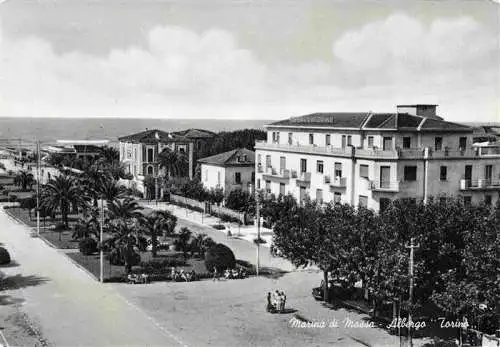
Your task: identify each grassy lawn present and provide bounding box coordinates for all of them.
[67,250,210,281]
[4,206,83,229]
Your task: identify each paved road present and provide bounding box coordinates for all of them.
[0,205,187,347]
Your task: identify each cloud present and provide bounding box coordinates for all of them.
[0,13,498,122]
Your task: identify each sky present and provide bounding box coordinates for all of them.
[0,0,499,122]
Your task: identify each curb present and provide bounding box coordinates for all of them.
[62,252,100,283]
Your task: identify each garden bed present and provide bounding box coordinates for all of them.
[67,250,212,282]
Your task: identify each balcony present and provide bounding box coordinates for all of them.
[257,164,264,173]
[295,172,311,186]
[255,141,354,157]
[262,167,291,181]
[369,180,400,192]
[330,176,347,188]
[459,179,500,191]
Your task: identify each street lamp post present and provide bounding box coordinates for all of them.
[256,193,260,276]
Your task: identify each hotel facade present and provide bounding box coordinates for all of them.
[255,105,500,211]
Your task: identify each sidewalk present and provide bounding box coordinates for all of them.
[140,200,274,247]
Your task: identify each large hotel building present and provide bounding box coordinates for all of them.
[255,104,500,211]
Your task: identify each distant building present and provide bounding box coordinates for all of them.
[198,148,255,194]
[255,104,500,211]
[172,128,217,155]
[118,129,195,192]
[43,145,102,159]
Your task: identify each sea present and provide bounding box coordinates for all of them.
[0,118,272,148]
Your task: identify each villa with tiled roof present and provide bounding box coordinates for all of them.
[255,104,500,211]
[198,148,255,194]
[118,129,196,194]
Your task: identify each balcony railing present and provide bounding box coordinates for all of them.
[369,180,400,192]
[256,140,500,160]
[255,141,354,157]
[330,176,347,188]
[460,179,500,190]
[296,172,311,182]
[262,167,290,180]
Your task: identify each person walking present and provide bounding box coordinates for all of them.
[266,292,274,313]
[213,266,219,281]
[281,291,286,312]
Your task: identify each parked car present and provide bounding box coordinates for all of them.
[312,280,356,301]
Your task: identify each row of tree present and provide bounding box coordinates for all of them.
[269,195,499,334]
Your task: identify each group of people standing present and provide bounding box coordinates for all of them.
[266,290,287,313]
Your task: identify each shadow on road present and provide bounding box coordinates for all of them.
[0,294,25,305]
[0,274,50,292]
[0,260,20,269]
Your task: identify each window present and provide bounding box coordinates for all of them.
[360,164,369,179]
[279,156,286,171]
[204,169,208,182]
[257,154,262,165]
[440,166,447,181]
[279,183,285,196]
[300,158,307,173]
[134,148,137,158]
[316,189,323,204]
[288,133,293,145]
[334,162,342,178]
[309,133,314,145]
[235,172,241,184]
[257,179,261,189]
[265,180,271,193]
[403,137,411,149]
[147,165,154,175]
[485,195,492,205]
[435,137,443,151]
[358,195,368,208]
[217,172,221,185]
[272,132,280,143]
[463,196,471,206]
[459,137,467,150]
[266,155,271,168]
[179,147,185,153]
[404,166,417,181]
[147,148,154,162]
[341,135,346,148]
[368,136,374,148]
[485,165,493,181]
[333,192,341,204]
[251,172,255,182]
[347,135,352,146]
[316,160,324,173]
[325,134,331,146]
[383,137,392,150]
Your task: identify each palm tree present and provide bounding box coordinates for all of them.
[82,166,109,207]
[100,179,126,204]
[100,146,120,164]
[140,210,177,257]
[107,197,143,220]
[73,206,100,239]
[175,227,192,260]
[158,148,189,178]
[15,170,35,191]
[41,175,88,228]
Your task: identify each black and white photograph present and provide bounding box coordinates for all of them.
[0,0,498,346]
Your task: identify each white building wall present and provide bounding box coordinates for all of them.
[201,164,225,192]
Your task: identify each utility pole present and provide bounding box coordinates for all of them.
[256,193,260,276]
[406,237,419,347]
[100,197,104,283]
[36,140,40,237]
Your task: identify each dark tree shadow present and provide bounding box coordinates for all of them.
[0,274,49,291]
[0,295,25,306]
[0,260,20,268]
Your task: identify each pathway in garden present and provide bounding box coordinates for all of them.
[0,205,187,346]
[140,200,300,273]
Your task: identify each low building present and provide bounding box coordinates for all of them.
[43,145,102,159]
[255,104,500,211]
[198,148,255,194]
